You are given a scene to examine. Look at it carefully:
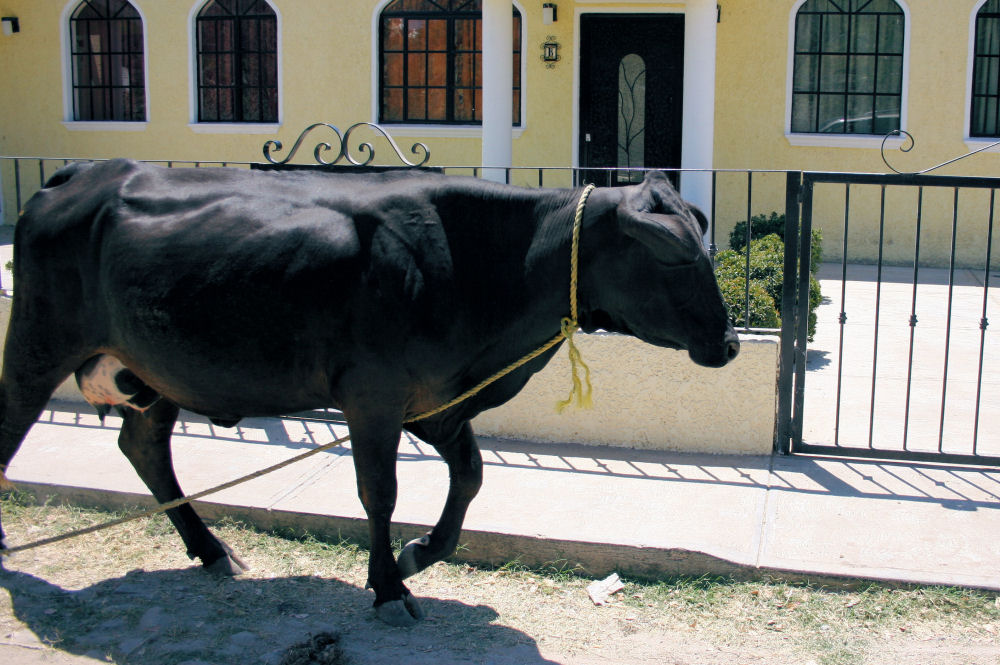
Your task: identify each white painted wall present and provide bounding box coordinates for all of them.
[680,0,718,239]
[481,0,513,182]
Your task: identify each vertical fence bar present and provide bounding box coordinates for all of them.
[938,188,961,452]
[902,186,924,451]
[792,176,815,446]
[13,159,22,214]
[743,171,753,332]
[973,189,995,454]
[38,160,45,188]
[709,171,718,260]
[777,171,802,454]
[867,185,887,449]
[834,184,851,446]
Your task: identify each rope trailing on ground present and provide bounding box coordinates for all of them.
[0,184,597,555]
[0,433,351,556]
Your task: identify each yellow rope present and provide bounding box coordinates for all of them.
[0,433,352,556]
[555,183,595,412]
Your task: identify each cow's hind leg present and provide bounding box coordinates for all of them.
[117,400,247,575]
[396,420,482,579]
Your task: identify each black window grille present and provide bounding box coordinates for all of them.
[972,0,1000,137]
[196,0,277,123]
[379,0,521,125]
[70,0,146,121]
[791,0,904,135]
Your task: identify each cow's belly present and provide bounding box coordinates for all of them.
[75,352,326,425]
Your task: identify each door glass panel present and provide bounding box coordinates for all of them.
[617,53,645,183]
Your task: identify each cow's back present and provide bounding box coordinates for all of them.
[9,160,573,418]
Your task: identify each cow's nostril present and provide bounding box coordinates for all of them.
[727,341,740,360]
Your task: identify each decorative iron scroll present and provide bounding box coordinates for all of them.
[881,129,1000,175]
[262,122,430,167]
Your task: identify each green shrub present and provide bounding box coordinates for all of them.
[715,231,822,340]
[728,211,824,273]
[716,273,781,329]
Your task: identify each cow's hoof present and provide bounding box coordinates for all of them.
[375,593,425,627]
[204,551,248,577]
[397,534,430,579]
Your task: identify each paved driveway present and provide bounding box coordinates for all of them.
[802,262,1000,458]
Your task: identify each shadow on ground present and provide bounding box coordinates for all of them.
[0,565,558,665]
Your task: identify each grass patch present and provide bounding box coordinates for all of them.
[2,495,998,665]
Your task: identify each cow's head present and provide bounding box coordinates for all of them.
[580,171,740,368]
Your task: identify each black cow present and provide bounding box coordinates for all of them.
[0,160,738,625]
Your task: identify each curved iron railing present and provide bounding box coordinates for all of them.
[262,122,430,167]
[881,129,1000,175]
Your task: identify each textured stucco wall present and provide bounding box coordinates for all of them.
[0,296,777,454]
[473,332,778,455]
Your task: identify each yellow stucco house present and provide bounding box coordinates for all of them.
[1,0,999,265]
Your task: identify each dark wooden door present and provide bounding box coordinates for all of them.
[579,14,684,186]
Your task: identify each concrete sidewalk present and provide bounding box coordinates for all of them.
[5,401,1000,592]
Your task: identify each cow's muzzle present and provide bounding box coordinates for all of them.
[725,332,741,361]
[689,330,740,368]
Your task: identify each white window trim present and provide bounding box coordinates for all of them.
[964,138,1000,153]
[188,123,280,134]
[784,0,911,149]
[369,0,527,134]
[60,0,152,128]
[187,0,283,130]
[964,0,1000,146]
[384,125,525,139]
[63,121,148,132]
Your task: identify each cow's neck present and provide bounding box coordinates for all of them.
[544,186,620,335]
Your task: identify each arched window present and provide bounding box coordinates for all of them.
[70,0,145,121]
[617,54,645,182]
[971,0,1000,137]
[379,0,521,125]
[196,0,277,123]
[790,0,904,135]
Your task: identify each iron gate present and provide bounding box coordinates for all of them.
[778,171,1000,466]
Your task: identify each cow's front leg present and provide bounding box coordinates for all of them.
[348,412,424,626]
[397,420,482,579]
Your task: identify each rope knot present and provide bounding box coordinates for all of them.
[556,317,593,413]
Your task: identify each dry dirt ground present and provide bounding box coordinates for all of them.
[1,507,998,665]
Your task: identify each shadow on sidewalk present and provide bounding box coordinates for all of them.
[36,402,1000,515]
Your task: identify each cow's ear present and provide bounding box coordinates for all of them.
[617,175,703,263]
[688,204,709,235]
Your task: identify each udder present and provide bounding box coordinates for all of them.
[75,354,161,422]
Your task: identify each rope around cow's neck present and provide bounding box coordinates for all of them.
[0,184,597,554]
[408,183,595,421]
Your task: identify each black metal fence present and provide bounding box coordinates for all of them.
[2,155,997,467]
[779,172,1000,467]
[0,156,792,339]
